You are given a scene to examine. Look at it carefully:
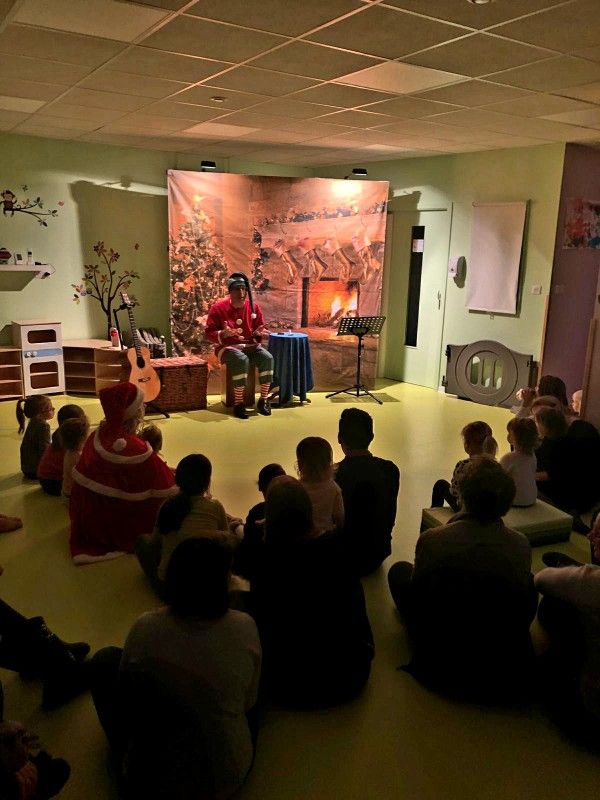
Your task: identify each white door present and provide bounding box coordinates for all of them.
[382,204,451,389]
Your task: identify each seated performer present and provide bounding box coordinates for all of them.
[205,272,274,419]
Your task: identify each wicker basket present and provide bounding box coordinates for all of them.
[150,356,208,411]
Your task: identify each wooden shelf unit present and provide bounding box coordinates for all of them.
[0,348,24,400]
[63,339,129,396]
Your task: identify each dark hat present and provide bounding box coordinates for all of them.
[228,272,255,315]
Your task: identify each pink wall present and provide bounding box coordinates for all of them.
[542,144,600,396]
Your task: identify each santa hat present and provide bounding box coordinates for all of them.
[228,272,257,319]
[99,382,144,452]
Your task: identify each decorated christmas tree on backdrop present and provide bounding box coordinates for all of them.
[169,204,230,356]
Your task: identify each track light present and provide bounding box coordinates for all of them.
[344,167,368,180]
[201,160,217,171]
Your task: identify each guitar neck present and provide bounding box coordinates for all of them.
[126,307,141,355]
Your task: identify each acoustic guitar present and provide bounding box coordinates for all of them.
[120,291,161,403]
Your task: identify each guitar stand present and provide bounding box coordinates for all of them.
[326,315,386,405]
[145,401,170,420]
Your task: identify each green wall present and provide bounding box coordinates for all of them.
[0,133,312,346]
[319,143,565,381]
[0,132,565,386]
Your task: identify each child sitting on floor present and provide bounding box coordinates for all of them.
[297,437,344,535]
[37,405,87,496]
[0,716,70,800]
[138,424,162,455]
[431,421,496,512]
[60,418,90,503]
[16,397,54,480]
[236,463,286,580]
[500,417,538,507]
[135,454,229,595]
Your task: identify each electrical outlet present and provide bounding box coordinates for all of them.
[531,284,542,295]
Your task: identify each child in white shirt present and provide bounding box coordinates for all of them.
[500,417,538,507]
[297,437,344,535]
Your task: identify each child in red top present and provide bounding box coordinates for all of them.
[37,405,87,496]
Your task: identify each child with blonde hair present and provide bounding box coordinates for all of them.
[139,424,163,455]
[500,417,538,507]
[296,437,344,535]
[431,421,496,511]
[16,396,54,479]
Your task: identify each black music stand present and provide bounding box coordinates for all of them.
[326,315,386,404]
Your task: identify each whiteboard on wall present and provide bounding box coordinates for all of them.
[466,201,527,314]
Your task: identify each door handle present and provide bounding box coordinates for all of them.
[437,290,441,310]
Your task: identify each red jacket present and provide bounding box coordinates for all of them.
[205,297,265,361]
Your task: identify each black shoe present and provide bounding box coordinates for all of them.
[32,751,71,796]
[233,403,248,419]
[18,618,90,680]
[257,398,271,416]
[542,551,582,568]
[572,515,591,535]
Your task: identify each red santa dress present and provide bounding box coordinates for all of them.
[69,382,176,564]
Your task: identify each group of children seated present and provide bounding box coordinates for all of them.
[2,375,600,799]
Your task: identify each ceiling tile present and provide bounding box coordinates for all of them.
[0,110,29,129]
[291,83,391,107]
[100,114,199,132]
[142,15,286,61]
[174,85,267,110]
[359,95,459,117]
[248,98,340,119]
[187,0,363,37]
[542,107,600,128]
[250,41,380,80]
[37,101,126,122]
[283,119,359,137]
[415,80,531,107]
[403,34,554,77]
[432,108,600,140]
[483,94,596,118]
[317,109,396,127]
[11,124,81,139]
[382,0,568,29]
[337,61,466,93]
[110,47,229,82]
[1,55,92,86]
[60,87,150,111]
[181,121,258,138]
[80,69,189,99]
[13,0,168,42]
[126,0,188,8]
[559,81,600,103]
[493,0,600,54]
[0,95,44,112]
[0,24,126,66]
[209,110,294,129]
[307,5,467,59]
[237,129,312,144]
[203,66,318,96]
[572,44,600,63]
[21,113,101,131]
[488,57,600,92]
[0,77,65,101]
[142,100,223,120]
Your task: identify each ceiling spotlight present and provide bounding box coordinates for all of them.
[201,160,217,171]
[344,167,368,179]
[467,0,493,4]
[210,96,226,103]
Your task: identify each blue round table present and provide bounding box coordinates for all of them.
[268,332,314,405]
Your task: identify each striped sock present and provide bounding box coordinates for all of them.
[260,383,270,400]
[234,386,245,405]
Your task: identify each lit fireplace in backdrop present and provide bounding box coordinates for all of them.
[301,278,360,329]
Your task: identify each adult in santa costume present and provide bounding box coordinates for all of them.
[205,272,274,419]
[69,382,176,564]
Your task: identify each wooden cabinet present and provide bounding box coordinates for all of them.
[63,339,129,396]
[0,347,24,400]
[12,319,65,396]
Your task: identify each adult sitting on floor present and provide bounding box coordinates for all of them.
[387,457,537,703]
[535,563,600,746]
[334,408,400,576]
[89,536,261,800]
[205,272,274,419]
[69,382,176,565]
[249,476,374,708]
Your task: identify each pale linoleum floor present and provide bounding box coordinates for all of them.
[0,382,598,799]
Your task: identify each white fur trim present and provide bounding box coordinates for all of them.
[123,386,145,421]
[113,438,127,452]
[251,313,257,319]
[93,430,153,464]
[73,550,127,565]
[72,467,178,501]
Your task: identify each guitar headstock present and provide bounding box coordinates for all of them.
[120,291,132,308]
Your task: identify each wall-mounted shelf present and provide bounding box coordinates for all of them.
[0,263,55,279]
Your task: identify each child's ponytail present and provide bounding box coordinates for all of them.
[16,399,25,434]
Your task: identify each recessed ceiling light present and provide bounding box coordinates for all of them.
[210,96,226,103]
[467,0,493,4]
